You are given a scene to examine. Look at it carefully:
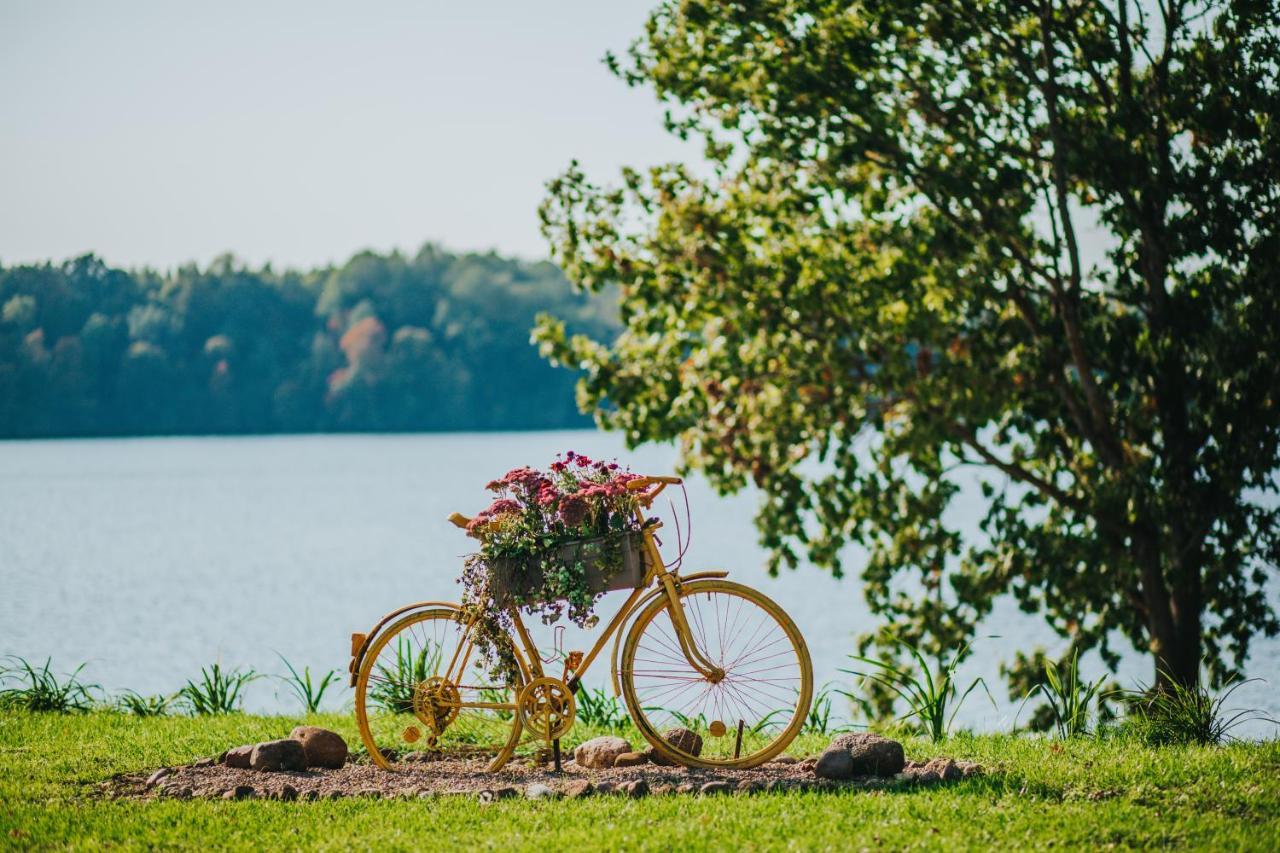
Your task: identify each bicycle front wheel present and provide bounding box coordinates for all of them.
[619,579,812,768]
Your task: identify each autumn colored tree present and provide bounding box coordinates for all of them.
[537,0,1280,690]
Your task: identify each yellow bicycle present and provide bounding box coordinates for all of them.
[349,475,813,772]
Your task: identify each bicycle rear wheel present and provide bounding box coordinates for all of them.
[618,579,812,768]
[354,606,523,771]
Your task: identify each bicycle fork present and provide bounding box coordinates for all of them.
[659,575,725,683]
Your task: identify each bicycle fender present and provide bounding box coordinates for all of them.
[349,600,462,686]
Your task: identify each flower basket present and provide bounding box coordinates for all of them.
[488,533,649,608]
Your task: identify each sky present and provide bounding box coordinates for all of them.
[0,0,697,270]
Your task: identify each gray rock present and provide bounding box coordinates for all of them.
[736,780,763,794]
[593,782,616,795]
[193,756,217,768]
[816,733,905,778]
[675,783,697,794]
[620,780,650,798]
[478,787,519,804]
[279,784,299,801]
[224,745,255,769]
[145,768,173,788]
[768,755,799,765]
[250,739,307,772]
[573,736,632,769]
[289,726,348,769]
[525,783,558,800]
[648,727,703,766]
[223,785,255,800]
[700,780,734,795]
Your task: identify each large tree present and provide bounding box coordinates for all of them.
[537,0,1280,690]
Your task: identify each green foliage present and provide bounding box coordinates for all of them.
[369,637,441,714]
[804,683,859,736]
[843,641,992,742]
[0,246,616,437]
[177,663,258,715]
[274,655,339,715]
[113,690,175,718]
[0,657,98,713]
[574,685,629,729]
[1120,673,1276,746]
[1023,649,1108,738]
[537,0,1280,697]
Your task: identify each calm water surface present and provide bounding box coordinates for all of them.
[1,432,1275,734]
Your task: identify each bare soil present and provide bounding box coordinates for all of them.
[102,754,906,802]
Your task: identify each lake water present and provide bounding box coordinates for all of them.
[1,431,1276,735]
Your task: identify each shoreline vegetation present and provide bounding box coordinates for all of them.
[0,246,616,440]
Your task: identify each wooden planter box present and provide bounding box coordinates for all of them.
[488,534,648,607]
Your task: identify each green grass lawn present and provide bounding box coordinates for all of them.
[2,710,1277,851]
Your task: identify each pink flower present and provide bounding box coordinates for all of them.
[485,499,521,517]
[536,481,561,507]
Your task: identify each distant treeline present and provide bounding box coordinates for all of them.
[0,246,615,438]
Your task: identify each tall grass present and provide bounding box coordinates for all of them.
[806,683,860,735]
[370,637,441,713]
[843,640,992,742]
[275,654,339,714]
[1024,648,1108,738]
[114,690,175,717]
[0,657,98,712]
[575,685,628,729]
[178,663,258,714]
[1121,672,1276,745]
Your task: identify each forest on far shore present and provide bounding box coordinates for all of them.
[0,246,615,438]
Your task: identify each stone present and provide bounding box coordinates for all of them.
[573,736,632,769]
[525,783,558,800]
[798,758,818,772]
[620,780,650,798]
[562,780,593,799]
[613,751,648,768]
[289,726,348,769]
[675,783,697,795]
[923,758,962,781]
[647,727,703,766]
[250,739,307,772]
[223,785,255,800]
[768,755,799,765]
[224,745,255,769]
[736,780,763,794]
[303,790,319,801]
[700,780,734,796]
[193,756,217,768]
[814,733,905,779]
[174,787,194,800]
[145,768,173,788]
[957,760,983,778]
[326,790,344,800]
[593,782,616,795]
[650,784,673,796]
[477,787,518,804]
[280,785,299,802]
[814,749,856,781]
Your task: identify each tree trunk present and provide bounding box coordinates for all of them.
[1134,534,1202,689]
